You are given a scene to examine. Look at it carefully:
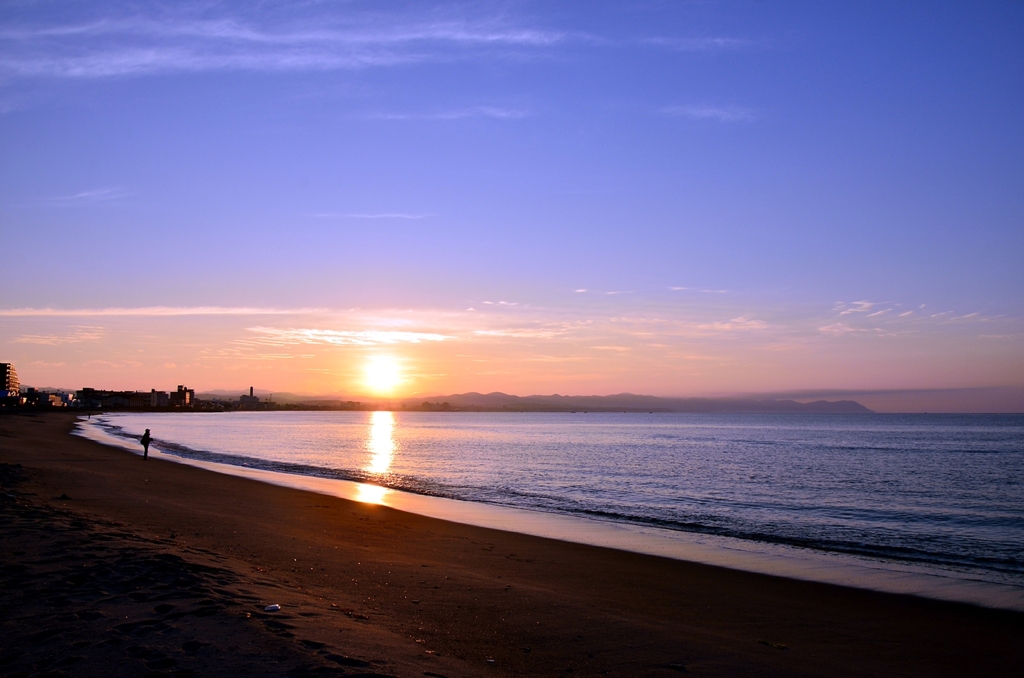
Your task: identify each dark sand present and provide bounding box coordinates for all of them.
[1,413,1021,677]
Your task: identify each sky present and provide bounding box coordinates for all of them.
[1,1,1022,411]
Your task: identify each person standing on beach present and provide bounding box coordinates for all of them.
[141,429,151,460]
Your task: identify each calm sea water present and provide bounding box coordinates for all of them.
[86,411,1024,587]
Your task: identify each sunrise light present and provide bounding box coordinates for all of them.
[2,4,1020,674]
[363,356,403,395]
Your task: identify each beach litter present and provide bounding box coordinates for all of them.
[264,604,281,612]
[758,639,788,650]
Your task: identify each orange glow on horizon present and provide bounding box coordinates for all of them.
[3,304,1021,413]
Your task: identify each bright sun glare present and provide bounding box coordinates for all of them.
[363,356,402,394]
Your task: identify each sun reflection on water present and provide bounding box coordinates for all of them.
[365,410,396,475]
[357,411,395,503]
[354,482,390,504]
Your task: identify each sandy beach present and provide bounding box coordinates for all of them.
[1,413,1021,677]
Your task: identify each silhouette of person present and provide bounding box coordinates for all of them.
[141,429,152,460]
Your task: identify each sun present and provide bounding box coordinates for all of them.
[363,356,402,395]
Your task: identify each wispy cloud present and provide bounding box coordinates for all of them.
[308,212,428,219]
[245,327,450,346]
[835,300,876,316]
[12,325,105,345]
[473,329,563,339]
[366,106,531,120]
[669,287,729,293]
[642,36,750,51]
[84,359,142,369]
[821,300,1001,339]
[819,322,866,336]
[0,10,567,79]
[660,105,755,123]
[697,317,767,332]
[0,306,326,317]
[25,360,67,368]
[0,4,758,82]
[47,186,133,202]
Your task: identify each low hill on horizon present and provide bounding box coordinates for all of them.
[22,386,871,413]
[401,391,873,414]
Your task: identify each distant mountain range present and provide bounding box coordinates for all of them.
[398,392,873,414]
[196,389,872,413]
[26,386,871,413]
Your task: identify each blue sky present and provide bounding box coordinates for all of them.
[1,1,1022,409]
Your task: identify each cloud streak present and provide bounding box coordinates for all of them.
[473,328,565,339]
[12,325,105,345]
[0,5,754,81]
[660,105,755,123]
[366,106,531,120]
[697,317,767,332]
[47,186,134,202]
[308,212,428,219]
[0,18,563,48]
[836,300,876,315]
[0,10,567,79]
[0,306,327,317]
[246,327,450,346]
[642,37,750,51]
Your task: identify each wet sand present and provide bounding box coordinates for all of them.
[1,412,1021,677]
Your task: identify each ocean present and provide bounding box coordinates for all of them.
[77,411,1024,607]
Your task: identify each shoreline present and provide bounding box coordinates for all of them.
[2,412,1022,677]
[77,412,1024,613]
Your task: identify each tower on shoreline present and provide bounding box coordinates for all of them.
[239,386,260,407]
